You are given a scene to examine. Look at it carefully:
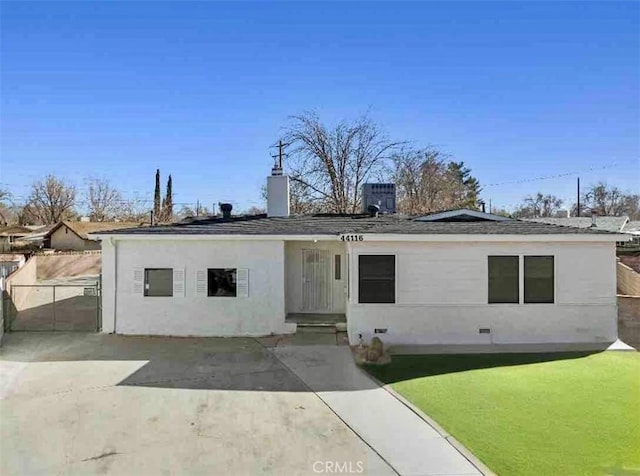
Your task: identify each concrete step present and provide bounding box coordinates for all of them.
[286,313,346,326]
[296,326,337,334]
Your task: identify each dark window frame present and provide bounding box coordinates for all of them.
[358,254,396,304]
[488,256,519,304]
[144,268,173,297]
[524,256,555,304]
[207,268,238,297]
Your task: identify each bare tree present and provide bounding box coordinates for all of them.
[574,182,639,218]
[513,193,564,218]
[22,174,77,224]
[241,206,266,216]
[490,207,512,218]
[391,148,481,215]
[0,188,11,225]
[177,204,211,219]
[118,197,151,222]
[85,178,123,222]
[284,112,402,213]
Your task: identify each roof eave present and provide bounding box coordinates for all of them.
[91,232,625,243]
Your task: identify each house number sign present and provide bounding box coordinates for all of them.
[340,234,364,242]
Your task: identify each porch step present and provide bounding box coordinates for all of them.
[285,313,346,326]
[296,326,338,334]
[295,322,348,334]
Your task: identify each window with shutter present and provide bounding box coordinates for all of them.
[144,268,173,297]
[207,269,237,297]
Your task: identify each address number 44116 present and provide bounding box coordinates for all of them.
[340,234,364,242]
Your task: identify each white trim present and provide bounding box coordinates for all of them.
[90,233,623,243]
[416,208,512,222]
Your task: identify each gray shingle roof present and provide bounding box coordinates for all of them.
[623,221,640,234]
[93,214,619,236]
[522,216,628,233]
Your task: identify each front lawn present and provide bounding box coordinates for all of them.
[367,352,640,476]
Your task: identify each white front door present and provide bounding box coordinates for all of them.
[302,249,331,311]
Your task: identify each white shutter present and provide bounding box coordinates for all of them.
[133,268,144,295]
[236,268,249,298]
[173,268,185,297]
[195,269,207,296]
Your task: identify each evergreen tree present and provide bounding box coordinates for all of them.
[153,169,161,222]
[162,175,173,222]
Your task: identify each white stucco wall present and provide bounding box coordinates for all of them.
[101,239,292,337]
[285,241,347,314]
[346,241,618,346]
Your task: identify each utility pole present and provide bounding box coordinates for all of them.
[196,200,200,217]
[270,139,290,173]
[489,198,492,214]
[577,177,580,217]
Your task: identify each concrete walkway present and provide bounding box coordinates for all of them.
[273,346,482,476]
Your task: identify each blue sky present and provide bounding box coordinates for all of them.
[1,1,638,213]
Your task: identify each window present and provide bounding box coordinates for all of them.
[524,256,554,303]
[144,268,173,297]
[358,255,395,303]
[334,255,341,280]
[208,268,237,297]
[488,256,519,304]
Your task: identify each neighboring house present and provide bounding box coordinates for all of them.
[18,225,53,249]
[90,165,623,350]
[621,221,640,245]
[46,221,146,251]
[522,215,629,234]
[0,226,33,252]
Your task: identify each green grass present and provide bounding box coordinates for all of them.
[367,352,640,476]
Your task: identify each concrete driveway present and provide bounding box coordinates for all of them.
[1,333,394,476]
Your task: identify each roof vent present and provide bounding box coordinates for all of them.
[367,204,380,217]
[219,203,233,219]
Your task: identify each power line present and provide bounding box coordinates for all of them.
[484,162,632,188]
